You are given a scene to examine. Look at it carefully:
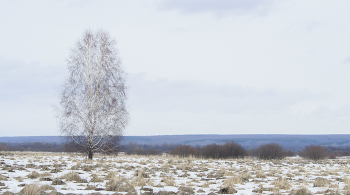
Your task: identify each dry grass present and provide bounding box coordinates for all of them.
[1,191,15,195]
[14,176,24,182]
[90,173,104,182]
[223,176,240,186]
[273,177,291,190]
[104,171,118,180]
[3,152,350,194]
[61,171,88,183]
[19,184,40,195]
[0,174,8,181]
[26,171,40,179]
[313,177,329,187]
[256,170,267,178]
[18,183,56,195]
[162,176,176,186]
[105,177,136,193]
[288,187,313,195]
[40,184,55,191]
[178,186,195,194]
[51,179,65,185]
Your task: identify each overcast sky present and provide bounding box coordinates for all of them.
[1,0,350,136]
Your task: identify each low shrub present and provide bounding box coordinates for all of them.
[200,141,247,159]
[169,145,198,158]
[201,144,221,159]
[256,143,284,160]
[301,145,326,160]
[283,150,296,157]
[170,141,246,159]
[221,141,247,158]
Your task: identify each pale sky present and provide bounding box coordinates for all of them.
[1,0,350,136]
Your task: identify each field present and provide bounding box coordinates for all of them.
[1,152,350,194]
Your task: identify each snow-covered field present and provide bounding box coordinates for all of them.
[1,152,350,194]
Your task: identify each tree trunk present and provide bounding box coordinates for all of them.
[88,150,93,159]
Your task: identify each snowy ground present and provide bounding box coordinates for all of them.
[0,152,350,194]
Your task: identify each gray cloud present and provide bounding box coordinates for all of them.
[0,58,67,135]
[159,0,274,16]
[128,73,326,114]
[0,57,66,104]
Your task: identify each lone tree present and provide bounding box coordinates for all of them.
[56,29,128,159]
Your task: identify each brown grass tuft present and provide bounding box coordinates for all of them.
[105,177,136,193]
[104,171,118,180]
[273,177,291,190]
[61,171,88,183]
[26,171,40,179]
[162,176,176,186]
[19,183,55,195]
[288,187,313,195]
[313,177,329,187]
[90,174,104,182]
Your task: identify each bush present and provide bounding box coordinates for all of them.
[256,143,284,160]
[169,141,246,159]
[200,144,221,159]
[200,141,247,159]
[283,150,296,157]
[169,145,198,158]
[220,141,247,158]
[301,145,326,160]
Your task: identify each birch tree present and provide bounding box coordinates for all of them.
[56,30,128,159]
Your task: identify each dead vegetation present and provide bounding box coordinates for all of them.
[1,151,350,194]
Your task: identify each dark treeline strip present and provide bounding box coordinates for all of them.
[169,142,294,159]
[123,142,182,155]
[169,141,247,159]
[169,142,350,160]
[0,141,180,154]
[0,142,64,152]
[1,141,350,160]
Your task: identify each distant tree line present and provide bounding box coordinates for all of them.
[123,142,183,155]
[1,141,349,161]
[0,142,64,152]
[0,141,181,154]
[169,142,348,161]
[170,141,247,159]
